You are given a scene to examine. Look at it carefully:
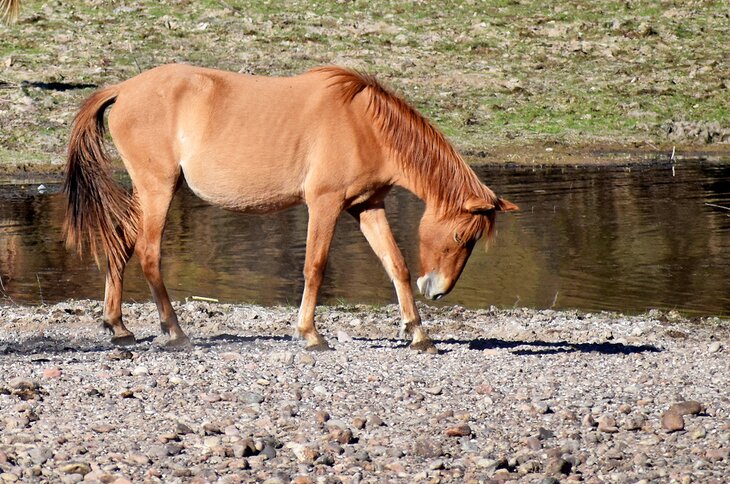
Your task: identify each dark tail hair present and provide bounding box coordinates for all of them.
[63,85,139,276]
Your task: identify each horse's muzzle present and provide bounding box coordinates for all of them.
[417,272,447,300]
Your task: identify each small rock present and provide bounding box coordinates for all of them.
[91,423,114,433]
[545,457,571,475]
[58,463,91,475]
[425,386,443,396]
[705,448,729,462]
[314,411,330,425]
[661,411,685,432]
[42,367,62,379]
[708,341,721,353]
[175,422,193,435]
[288,444,320,464]
[582,414,597,428]
[352,417,366,429]
[412,438,443,458]
[240,392,264,404]
[132,366,149,376]
[336,330,352,343]
[367,415,385,427]
[525,436,542,450]
[624,415,645,431]
[668,401,703,416]
[328,427,354,445]
[445,423,472,437]
[598,415,619,433]
[7,377,36,391]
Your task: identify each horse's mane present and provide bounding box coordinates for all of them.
[313,66,498,240]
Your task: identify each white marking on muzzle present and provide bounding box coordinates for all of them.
[417,272,448,300]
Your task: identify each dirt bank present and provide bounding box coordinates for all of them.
[1,300,728,482]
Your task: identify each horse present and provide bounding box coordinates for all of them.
[64,64,518,352]
[0,0,19,24]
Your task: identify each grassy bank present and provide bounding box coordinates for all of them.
[1,0,729,170]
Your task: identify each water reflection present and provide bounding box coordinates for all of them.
[1,163,728,316]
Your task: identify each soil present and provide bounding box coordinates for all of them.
[1,300,729,483]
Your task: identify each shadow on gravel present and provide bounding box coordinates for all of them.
[453,337,661,355]
[360,336,660,355]
[195,333,293,348]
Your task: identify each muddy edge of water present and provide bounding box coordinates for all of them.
[0,300,728,482]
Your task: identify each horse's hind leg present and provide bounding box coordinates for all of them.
[103,240,136,345]
[135,180,190,347]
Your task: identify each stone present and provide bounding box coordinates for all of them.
[336,330,352,343]
[705,448,728,462]
[667,401,703,416]
[58,463,91,475]
[598,415,619,433]
[314,411,330,424]
[7,378,36,391]
[445,423,472,437]
[412,438,443,458]
[91,423,114,433]
[42,367,62,379]
[131,366,149,376]
[624,415,645,431]
[545,457,572,475]
[329,427,354,445]
[240,392,264,404]
[661,412,685,432]
[708,341,721,353]
[287,444,319,464]
[367,415,385,427]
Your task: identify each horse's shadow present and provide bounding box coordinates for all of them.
[362,335,660,356]
[0,333,660,357]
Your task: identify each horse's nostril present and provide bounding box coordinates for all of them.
[433,293,444,300]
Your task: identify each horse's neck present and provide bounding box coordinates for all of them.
[392,154,482,213]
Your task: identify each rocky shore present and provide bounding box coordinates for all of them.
[0,300,728,483]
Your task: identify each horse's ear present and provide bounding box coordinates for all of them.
[496,198,519,212]
[464,197,495,214]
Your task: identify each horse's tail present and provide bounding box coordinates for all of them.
[64,85,139,276]
[0,0,20,24]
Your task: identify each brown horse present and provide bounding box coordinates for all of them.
[64,64,517,352]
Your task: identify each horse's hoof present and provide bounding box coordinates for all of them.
[410,339,438,354]
[305,341,332,352]
[110,334,137,346]
[164,335,192,349]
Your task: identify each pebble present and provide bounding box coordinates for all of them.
[445,423,472,437]
[42,367,62,379]
[598,415,619,433]
[662,412,685,432]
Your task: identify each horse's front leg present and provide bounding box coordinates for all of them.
[348,204,437,353]
[296,197,343,351]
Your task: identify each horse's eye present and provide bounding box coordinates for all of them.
[453,231,463,245]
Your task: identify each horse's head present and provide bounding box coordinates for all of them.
[417,196,518,300]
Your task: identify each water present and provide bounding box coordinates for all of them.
[1,162,729,316]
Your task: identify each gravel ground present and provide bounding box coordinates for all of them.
[0,300,728,483]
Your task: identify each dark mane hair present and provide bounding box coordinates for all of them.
[314,66,497,240]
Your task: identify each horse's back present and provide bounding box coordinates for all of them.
[107,64,385,212]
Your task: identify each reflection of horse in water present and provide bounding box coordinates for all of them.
[64,64,517,352]
[0,0,19,23]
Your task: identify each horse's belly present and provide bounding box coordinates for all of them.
[181,162,302,213]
